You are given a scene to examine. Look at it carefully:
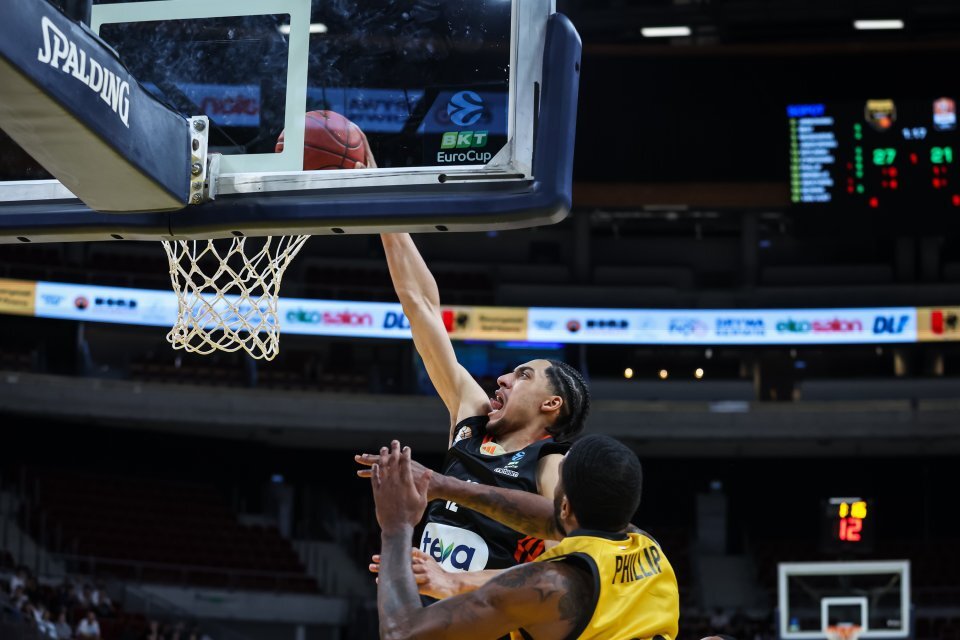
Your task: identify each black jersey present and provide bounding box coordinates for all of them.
[419,416,569,572]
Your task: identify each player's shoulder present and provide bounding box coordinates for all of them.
[626,524,662,548]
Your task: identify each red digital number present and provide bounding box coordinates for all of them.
[839,517,862,542]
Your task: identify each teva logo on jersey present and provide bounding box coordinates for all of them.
[37,17,130,127]
[441,131,488,149]
[420,523,489,572]
[447,91,485,127]
[776,318,863,334]
[285,308,373,327]
[494,451,526,478]
[872,314,910,335]
[669,318,709,337]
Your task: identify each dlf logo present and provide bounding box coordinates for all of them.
[873,315,909,335]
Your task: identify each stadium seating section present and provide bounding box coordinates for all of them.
[21,469,317,593]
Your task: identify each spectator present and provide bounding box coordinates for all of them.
[12,585,29,608]
[76,610,101,640]
[78,584,93,608]
[54,610,73,639]
[21,605,40,635]
[711,608,732,634]
[92,582,113,616]
[38,607,59,639]
[9,567,27,593]
[143,619,161,640]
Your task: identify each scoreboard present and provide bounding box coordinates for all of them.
[821,497,874,553]
[789,99,960,209]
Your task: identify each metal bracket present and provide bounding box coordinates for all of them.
[205,153,221,201]
[187,116,209,205]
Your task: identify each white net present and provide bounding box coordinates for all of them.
[162,235,310,360]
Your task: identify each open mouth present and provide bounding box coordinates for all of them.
[489,389,506,413]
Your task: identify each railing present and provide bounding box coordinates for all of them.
[53,553,317,593]
[119,581,254,640]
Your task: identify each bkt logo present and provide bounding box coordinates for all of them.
[586,319,628,330]
[95,297,137,310]
[873,315,910,335]
[447,91,485,127]
[383,311,410,330]
[441,131,488,149]
[420,523,489,572]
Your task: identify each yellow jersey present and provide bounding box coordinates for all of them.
[512,530,679,640]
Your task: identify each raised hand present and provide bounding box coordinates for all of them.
[355,450,438,501]
[370,441,431,535]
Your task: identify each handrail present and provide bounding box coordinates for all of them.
[52,552,317,594]
[53,552,310,581]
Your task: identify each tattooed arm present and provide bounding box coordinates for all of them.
[429,469,563,540]
[370,549,504,600]
[356,452,565,541]
[379,549,590,640]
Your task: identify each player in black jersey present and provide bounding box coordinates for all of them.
[356,233,590,592]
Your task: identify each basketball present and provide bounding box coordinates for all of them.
[275,110,368,170]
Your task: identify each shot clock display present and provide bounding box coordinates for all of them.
[821,497,874,553]
[788,98,960,209]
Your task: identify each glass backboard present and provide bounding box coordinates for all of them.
[778,561,911,640]
[0,0,579,240]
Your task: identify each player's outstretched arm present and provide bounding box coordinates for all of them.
[355,451,564,540]
[369,550,504,599]
[380,233,490,443]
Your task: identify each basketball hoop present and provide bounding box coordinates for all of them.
[825,624,861,640]
[162,235,309,361]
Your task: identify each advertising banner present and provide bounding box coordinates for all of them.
[526,307,917,345]
[1,279,935,346]
[916,307,960,342]
[0,279,36,316]
[441,306,528,341]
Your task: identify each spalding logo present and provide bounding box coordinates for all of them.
[420,523,489,572]
[447,91,485,127]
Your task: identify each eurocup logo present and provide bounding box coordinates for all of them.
[447,91,485,127]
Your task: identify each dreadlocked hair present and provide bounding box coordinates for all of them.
[543,360,591,442]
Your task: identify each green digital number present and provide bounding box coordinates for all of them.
[872,148,897,166]
[931,146,954,164]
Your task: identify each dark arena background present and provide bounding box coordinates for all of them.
[2,1,960,640]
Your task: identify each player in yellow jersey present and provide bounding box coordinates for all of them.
[369,434,680,640]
